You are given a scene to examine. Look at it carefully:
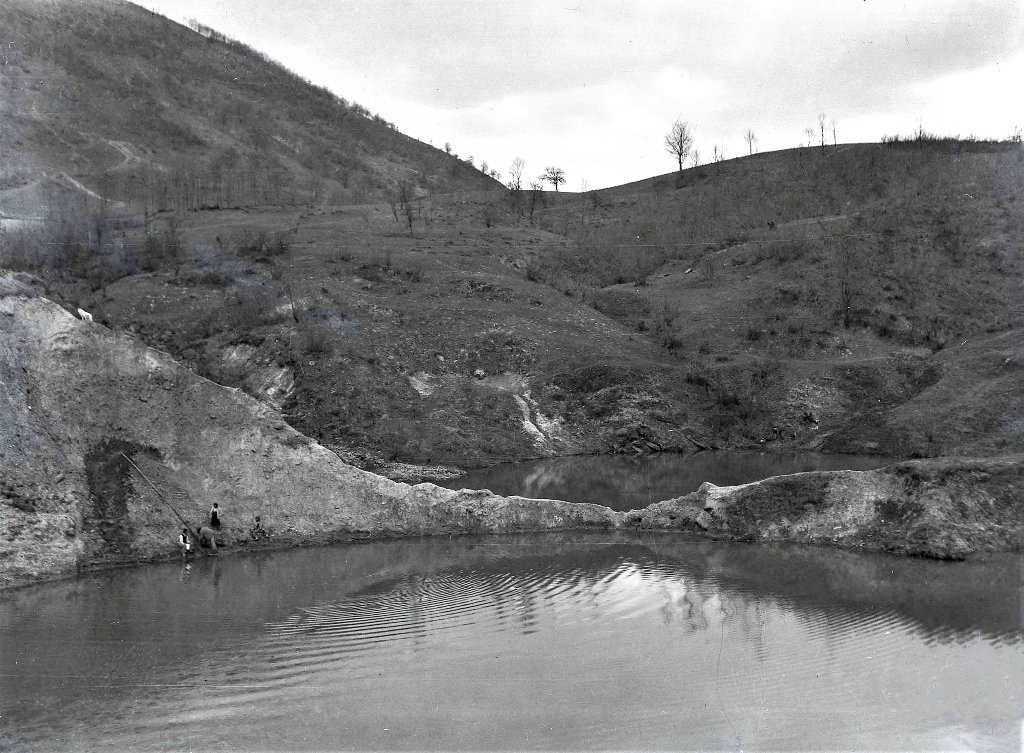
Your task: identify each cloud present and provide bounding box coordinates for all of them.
[135,0,1024,187]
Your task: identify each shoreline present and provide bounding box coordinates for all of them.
[5,453,1022,592]
[2,293,1021,591]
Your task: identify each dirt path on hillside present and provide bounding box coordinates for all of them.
[101,138,142,170]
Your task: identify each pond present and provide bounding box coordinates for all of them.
[1,533,1019,751]
[439,451,896,510]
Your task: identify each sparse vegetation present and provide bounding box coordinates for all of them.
[541,166,566,192]
[1,0,1021,469]
[665,119,694,174]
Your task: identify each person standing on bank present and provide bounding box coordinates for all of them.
[209,503,221,529]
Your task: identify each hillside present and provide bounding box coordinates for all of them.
[526,140,1024,458]
[2,142,1022,473]
[0,1,1021,477]
[0,0,496,214]
[1,282,1018,590]
[0,280,617,589]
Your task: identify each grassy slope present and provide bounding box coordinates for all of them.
[83,197,702,468]
[0,0,495,206]
[528,142,1024,458]
[0,2,1021,472]
[37,139,1024,471]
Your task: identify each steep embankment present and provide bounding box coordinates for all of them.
[626,457,1024,559]
[0,280,615,590]
[2,279,1020,589]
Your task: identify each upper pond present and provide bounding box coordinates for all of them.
[2,532,1019,751]
[439,451,896,510]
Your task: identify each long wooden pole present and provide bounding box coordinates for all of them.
[120,453,204,548]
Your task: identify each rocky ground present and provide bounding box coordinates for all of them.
[626,455,1024,560]
[2,280,1020,589]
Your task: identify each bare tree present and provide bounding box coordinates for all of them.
[712,145,726,163]
[804,127,815,147]
[528,180,544,218]
[690,149,701,168]
[541,166,566,192]
[744,128,758,155]
[664,119,694,174]
[817,112,828,151]
[508,157,525,192]
[832,235,857,329]
[830,117,838,146]
[398,180,416,236]
[444,142,452,155]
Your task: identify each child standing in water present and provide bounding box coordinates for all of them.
[209,503,221,529]
[177,527,193,559]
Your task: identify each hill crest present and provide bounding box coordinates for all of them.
[0,0,498,211]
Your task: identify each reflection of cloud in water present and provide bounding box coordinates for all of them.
[3,535,1020,752]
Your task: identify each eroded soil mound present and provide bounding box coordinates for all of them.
[2,284,1019,589]
[627,455,1024,559]
[0,288,615,589]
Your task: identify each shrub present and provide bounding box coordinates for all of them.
[684,369,712,393]
[661,333,683,350]
[236,229,289,260]
[0,231,47,274]
[300,322,333,354]
[481,204,499,228]
[524,258,543,282]
[219,291,281,331]
[395,262,424,283]
[133,226,185,274]
[700,256,716,283]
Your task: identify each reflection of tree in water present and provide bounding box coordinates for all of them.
[449,453,893,510]
[655,575,773,655]
[655,578,712,632]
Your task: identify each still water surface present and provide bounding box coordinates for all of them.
[440,452,895,510]
[1,533,1020,751]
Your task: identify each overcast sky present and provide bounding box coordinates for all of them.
[135,0,1023,189]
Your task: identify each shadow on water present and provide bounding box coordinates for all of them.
[438,451,898,510]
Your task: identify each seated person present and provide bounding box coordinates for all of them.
[251,515,266,539]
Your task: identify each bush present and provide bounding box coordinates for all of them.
[481,204,499,228]
[395,262,424,283]
[0,230,47,274]
[133,225,185,274]
[757,238,811,264]
[219,291,282,331]
[524,258,543,282]
[299,322,333,354]
[236,229,290,260]
[661,333,683,350]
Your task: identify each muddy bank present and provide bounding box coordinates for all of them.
[1,286,1021,590]
[0,289,616,590]
[625,455,1024,559]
